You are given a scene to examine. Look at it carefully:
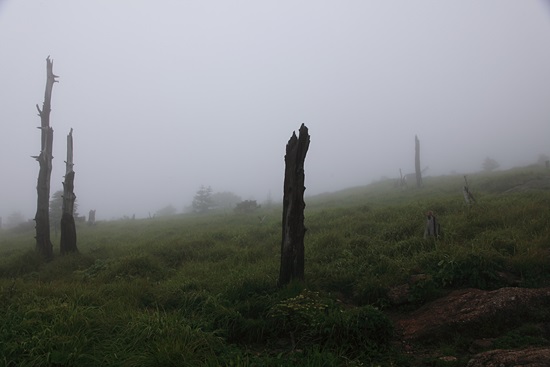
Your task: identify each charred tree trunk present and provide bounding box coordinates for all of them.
[415,135,422,188]
[60,128,78,254]
[278,124,310,287]
[34,56,58,260]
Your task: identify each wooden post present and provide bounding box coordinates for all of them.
[415,135,422,188]
[60,128,78,254]
[278,124,310,286]
[34,56,58,260]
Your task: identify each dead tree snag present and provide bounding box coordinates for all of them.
[463,175,476,205]
[415,135,422,188]
[88,210,96,226]
[423,211,440,238]
[60,128,78,254]
[278,124,310,287]
[34,56,58,260]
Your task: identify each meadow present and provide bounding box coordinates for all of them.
[1,166,549,366]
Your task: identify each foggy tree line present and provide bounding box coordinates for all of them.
[188,186,262,215]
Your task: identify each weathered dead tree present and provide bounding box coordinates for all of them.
[60,128,78,254]
[423,211,440,238]
[88,210,96,226]
[414,135,422,188]
[463,175,476,205]
[33,56,58,260]
[278,124,310,287]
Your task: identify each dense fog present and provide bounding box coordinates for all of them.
[1,1,549,221]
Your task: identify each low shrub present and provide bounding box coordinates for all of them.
[268,289,393,355]
[421,250,506,289]
[37,253,96,282]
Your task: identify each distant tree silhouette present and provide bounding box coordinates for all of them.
[234,200,260,214]
[536,154,549,167]
[5,211,26,229]
[155,205,177,217]
[211,191,242,210]
[192,185,213,213]
[482,157,500,172]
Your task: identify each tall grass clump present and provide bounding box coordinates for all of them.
[267,289,394,357]
[0,249,44,278]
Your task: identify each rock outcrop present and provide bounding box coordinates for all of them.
[395,287,550,341]
[467,347,550,367]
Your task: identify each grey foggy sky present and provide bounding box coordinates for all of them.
[1,1,550,220]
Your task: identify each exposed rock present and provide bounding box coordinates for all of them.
[466,347,550,367]
[395,287,550,341]
[439,356,458,362]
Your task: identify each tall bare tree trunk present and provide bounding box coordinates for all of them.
[278,124,310,287]
[60,128,78,254]
[34,56,58,260]
[415,135,422,188]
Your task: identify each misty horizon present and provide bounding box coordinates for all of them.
[1,1,550,221]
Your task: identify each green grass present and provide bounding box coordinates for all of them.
[1,166,550,366]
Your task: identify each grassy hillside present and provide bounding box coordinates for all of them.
[1,166,549,366]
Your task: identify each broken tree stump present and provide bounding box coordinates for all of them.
[423,211,441,238]
[60,128,78,254]
[278,123,310,287]
[88,210,96,226]
[415,135,422,188]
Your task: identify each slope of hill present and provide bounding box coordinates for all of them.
[1,165,549,366]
